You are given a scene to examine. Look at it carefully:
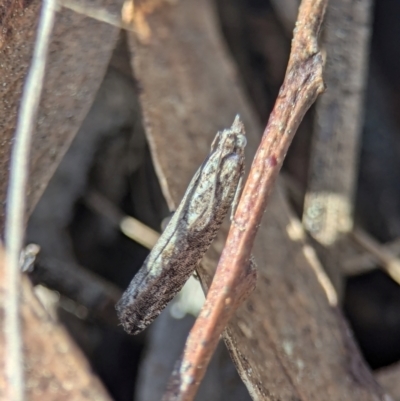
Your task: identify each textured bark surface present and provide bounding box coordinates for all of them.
[126,0,388,399]
[0,0,125,230]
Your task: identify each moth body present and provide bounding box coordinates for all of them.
[116,116,247,335]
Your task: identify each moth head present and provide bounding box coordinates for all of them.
[210,115,247,155]
[229,114,246,151]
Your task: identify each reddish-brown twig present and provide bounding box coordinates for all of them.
[161,1,327,400]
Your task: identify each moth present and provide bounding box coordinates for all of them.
[116,116,247,335]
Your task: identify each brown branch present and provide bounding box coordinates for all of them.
[162,1,327,400]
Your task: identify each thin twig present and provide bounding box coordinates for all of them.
[344,237,400,275]
[84,190,160,250]
[281,173,400,280]
[162,1,327,400]
[351,229,400,284]
[4,1,56,400]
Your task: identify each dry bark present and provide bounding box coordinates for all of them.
[125,0,388,399]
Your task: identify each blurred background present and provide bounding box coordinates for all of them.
[11,0,400,399]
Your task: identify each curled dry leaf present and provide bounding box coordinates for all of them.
[0,0,126,229]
